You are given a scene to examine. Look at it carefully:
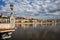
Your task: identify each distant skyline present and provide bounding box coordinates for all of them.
[0,0,60,20]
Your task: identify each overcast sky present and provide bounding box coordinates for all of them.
[0,0,60,20]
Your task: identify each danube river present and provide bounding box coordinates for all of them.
[9,24,60,40]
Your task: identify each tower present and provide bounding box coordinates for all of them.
[10,4,14,17]
[10,4,15,28]
[10,4,13,10]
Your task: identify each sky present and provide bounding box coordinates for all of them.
[0,0,60,20]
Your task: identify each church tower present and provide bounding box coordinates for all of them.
[10,4,15,28]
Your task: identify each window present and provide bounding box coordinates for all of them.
[29,20,33,23]
[24,21,28,23]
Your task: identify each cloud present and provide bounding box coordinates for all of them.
[0,0,60,19]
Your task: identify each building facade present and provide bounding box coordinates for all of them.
[0,13,15,29]
[0,13,59,28]
[15,17,57,27]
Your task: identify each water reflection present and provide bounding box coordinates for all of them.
[16,23,57,28]
[10,23,60,40]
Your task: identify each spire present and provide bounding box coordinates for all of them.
[10,4,15,28]
[10,12,13,17]
[10,4,14,17]
[10,4,13,10]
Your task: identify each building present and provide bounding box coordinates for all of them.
[0,13,10,23]
[15,17,57,27]
[0,13,58,28]
[0,13,15,29]
[15,17,37,27]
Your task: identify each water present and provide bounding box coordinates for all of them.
[9,24,60,40]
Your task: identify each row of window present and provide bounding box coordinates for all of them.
[16,20,56,23]
[0,19,10,23]
[16,24,34,27]
[16,20,34,23]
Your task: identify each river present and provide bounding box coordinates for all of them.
[9,24,60,40]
